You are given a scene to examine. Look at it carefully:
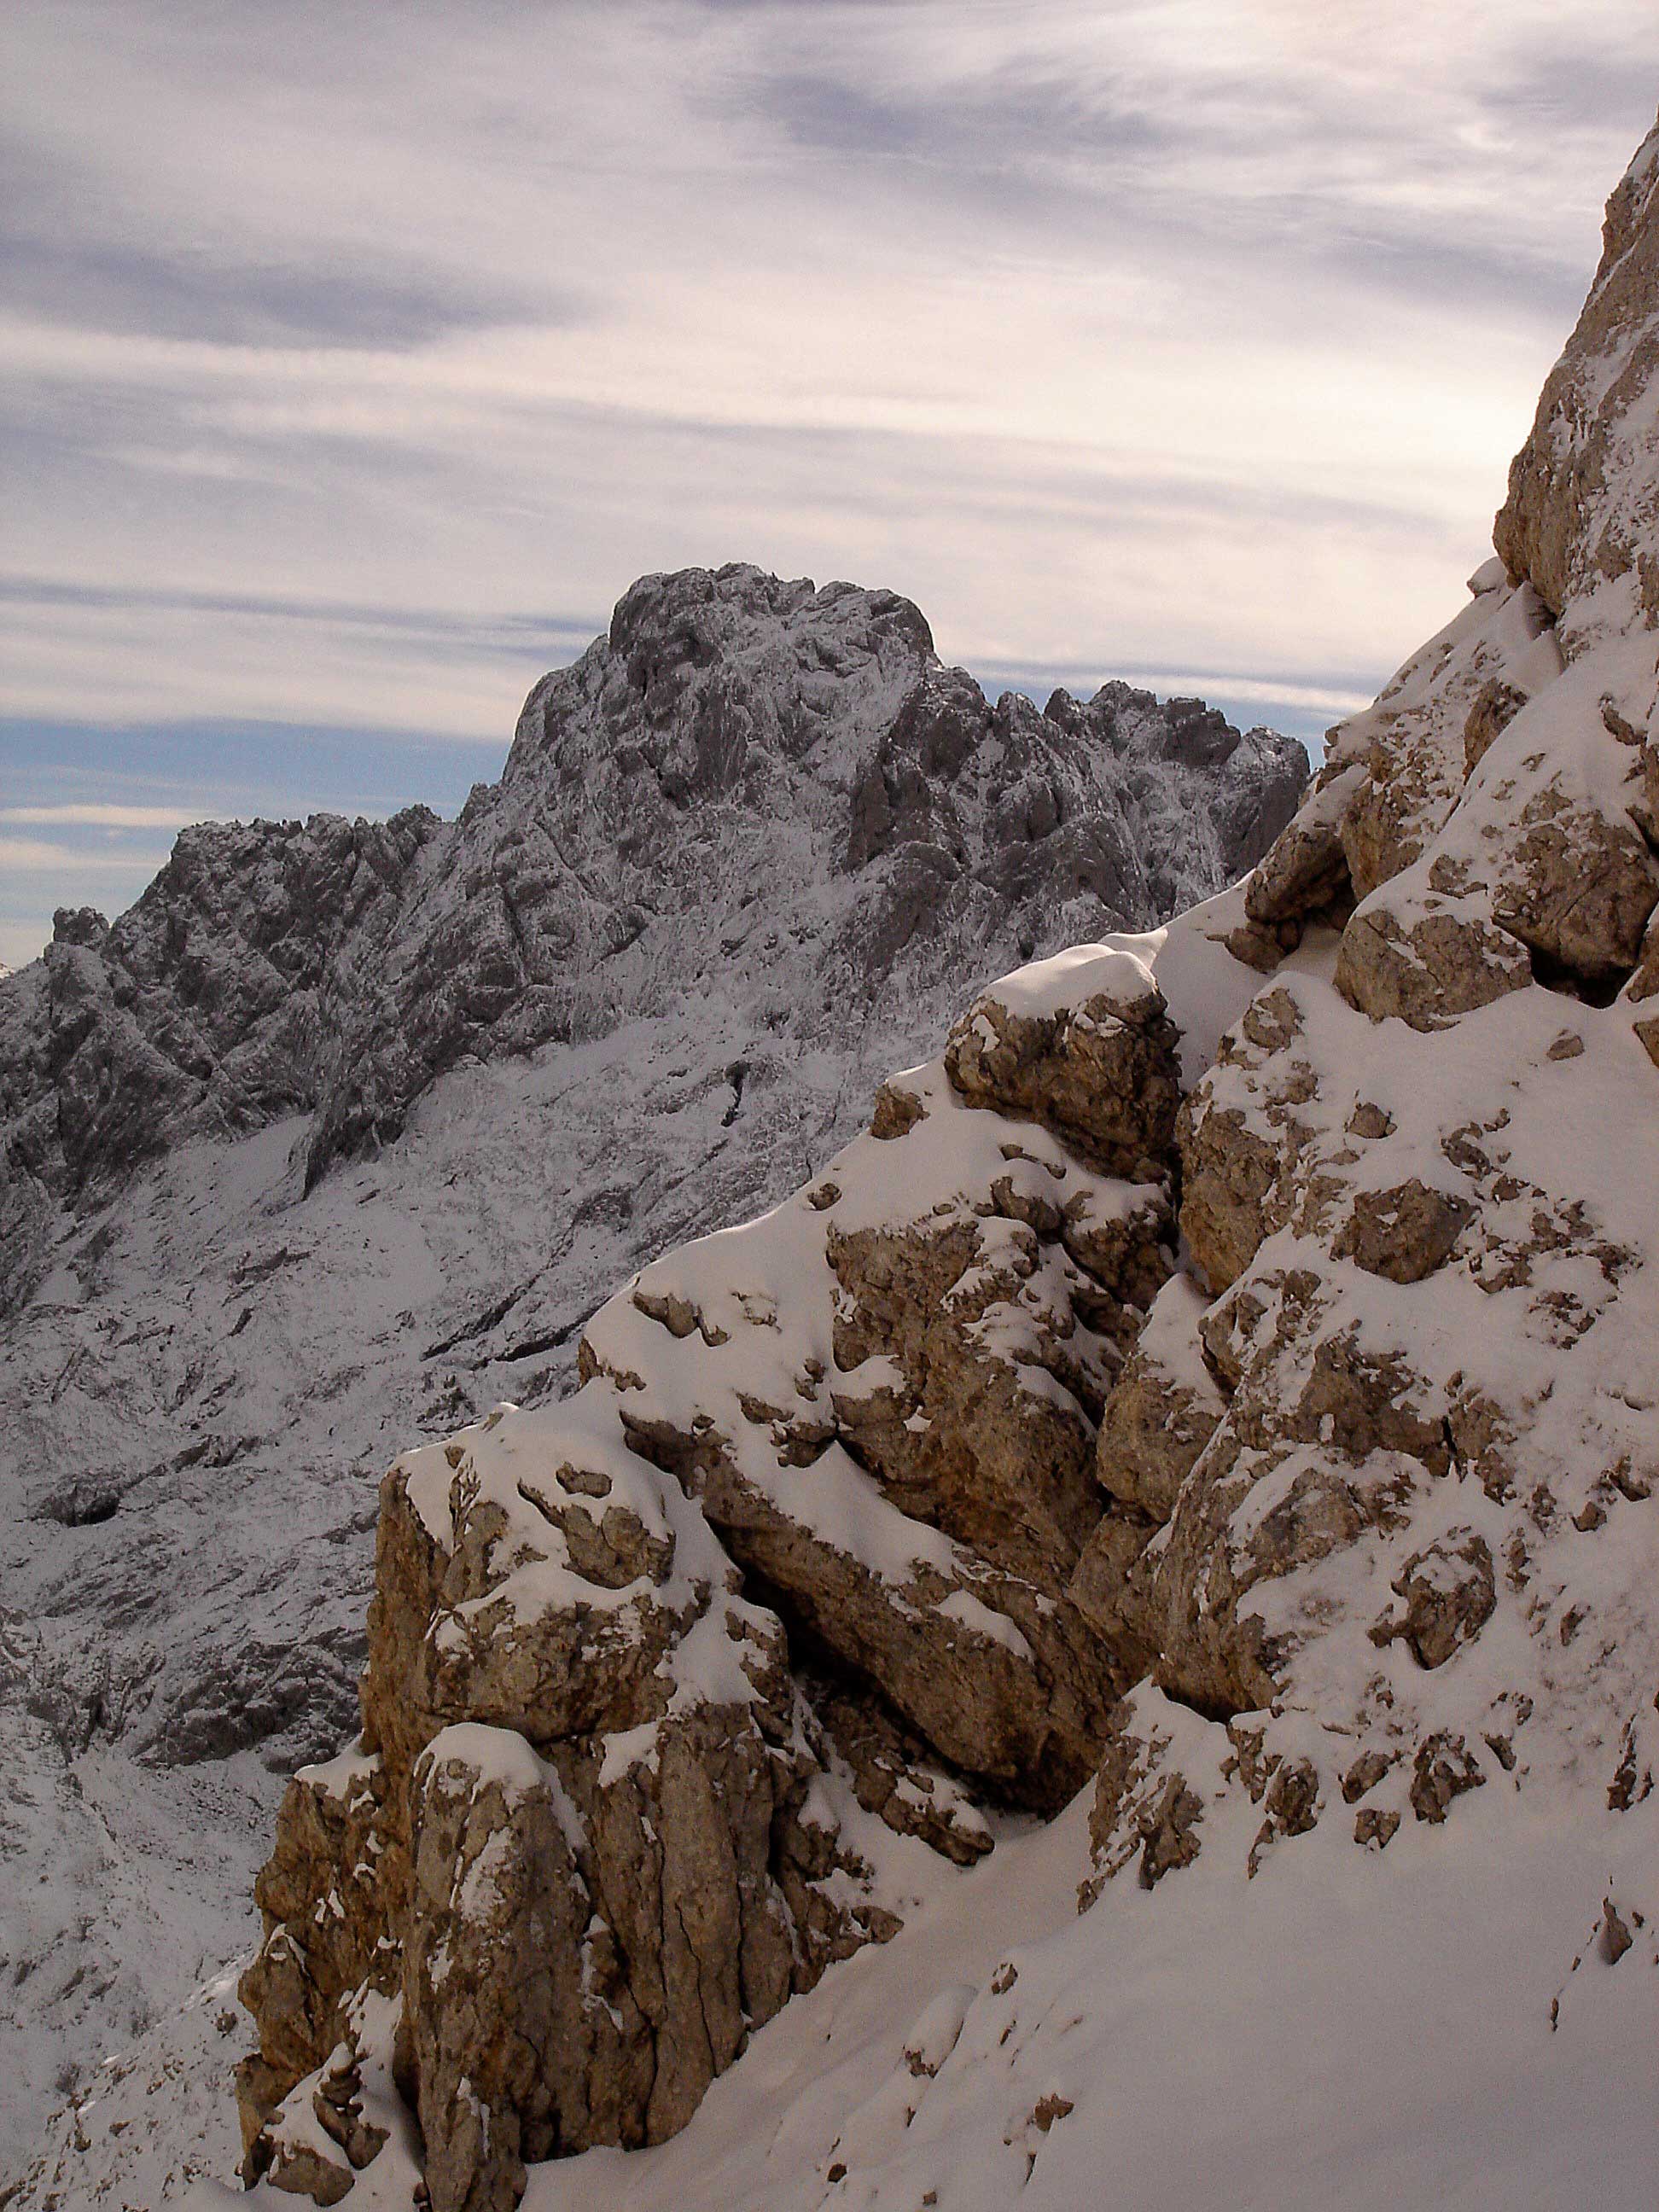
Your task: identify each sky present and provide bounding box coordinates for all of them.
[3,1,1656,969]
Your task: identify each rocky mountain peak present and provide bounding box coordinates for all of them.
[504,565,935,807]
[0,573,1306,1282]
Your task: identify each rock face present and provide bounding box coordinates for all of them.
[0,571,1306,1296]
[1071,115,1659,1885]
[238,951,1185,2205]
[0,579,1307,2181]
[227,114,1659,2212]
[1,813,439,1199]
[1494,121,1659,650]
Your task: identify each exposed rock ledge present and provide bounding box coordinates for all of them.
[233,112,1659,2212]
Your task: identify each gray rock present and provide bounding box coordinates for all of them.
[0,568,1306,1253]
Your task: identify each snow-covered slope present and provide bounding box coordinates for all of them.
[0,580,1306,2190]
[15,104,1659,2212]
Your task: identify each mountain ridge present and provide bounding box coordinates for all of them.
[0,587,1307,2188]
[0,571,1303,1300]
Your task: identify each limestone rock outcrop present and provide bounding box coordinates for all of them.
[1074,110,1659,1901]
[238,946,1195,2205]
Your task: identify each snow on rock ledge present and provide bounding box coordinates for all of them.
[234,984,1199,2207]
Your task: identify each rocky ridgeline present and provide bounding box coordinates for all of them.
[0,588,1307,2177]
[226,118,1659,2212]
[0,585,1303,1316]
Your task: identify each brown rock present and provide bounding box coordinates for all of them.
[870,1080,928,1139]
[828,1208,1132,1587]
[942,969,1181,1177]
[1409,1732,1487,1823]
[1070,1277,1225,1668]
[239,1749,399,2118]
[1177,1103,1291,1293]
[1464,679,1528,777]
[1341,1750,1393,1804]
[1599,1899,1634,1965]
[404,1730,640,2210]
[1248,1755,1320,1874]
[623,1405,1120,1813]
[1631,908,1659,1068]
[235,2053,289,2166]
[1346,1101,1394,1140]
[1488,784,1659,987]
[1336,894,1533,1029]
[1135,1305,1448,1722]
[1334,1180,1473,1284]
[1066,1501,1162,1679]
[311,2048,389,2173]
[813,1686,992,1866]
[1137,1774,1205,1889]
[1244,761,1361,926]
[1494,114,1659,634]
[1089,1278,1225,1523]
[242,1389,914,2208]
[1342,733,1460,904]
[265,2139,355,2206]
[1220,917,1297,972]
[1080,1699,1211,1901]
[1371,1532,1496,1668]
[1175,987,1331,1295]
[359,1447,687,1784]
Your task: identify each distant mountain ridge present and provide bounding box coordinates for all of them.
[0,574,1306,2183]
[0,569,1303,1309]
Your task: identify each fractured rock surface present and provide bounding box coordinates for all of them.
[238,946,1194,2205]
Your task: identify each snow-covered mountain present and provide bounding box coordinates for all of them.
[153,114,1659,2212]
[11,102,1659,2212]
[0,581,1306,2190]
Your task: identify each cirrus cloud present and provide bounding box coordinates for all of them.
[2,0,1656,961]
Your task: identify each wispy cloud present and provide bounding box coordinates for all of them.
[0,802,204,828]
[0,833,171,873]
[3,0,1656,960]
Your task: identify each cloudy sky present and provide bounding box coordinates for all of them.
[3,2,1656,967]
